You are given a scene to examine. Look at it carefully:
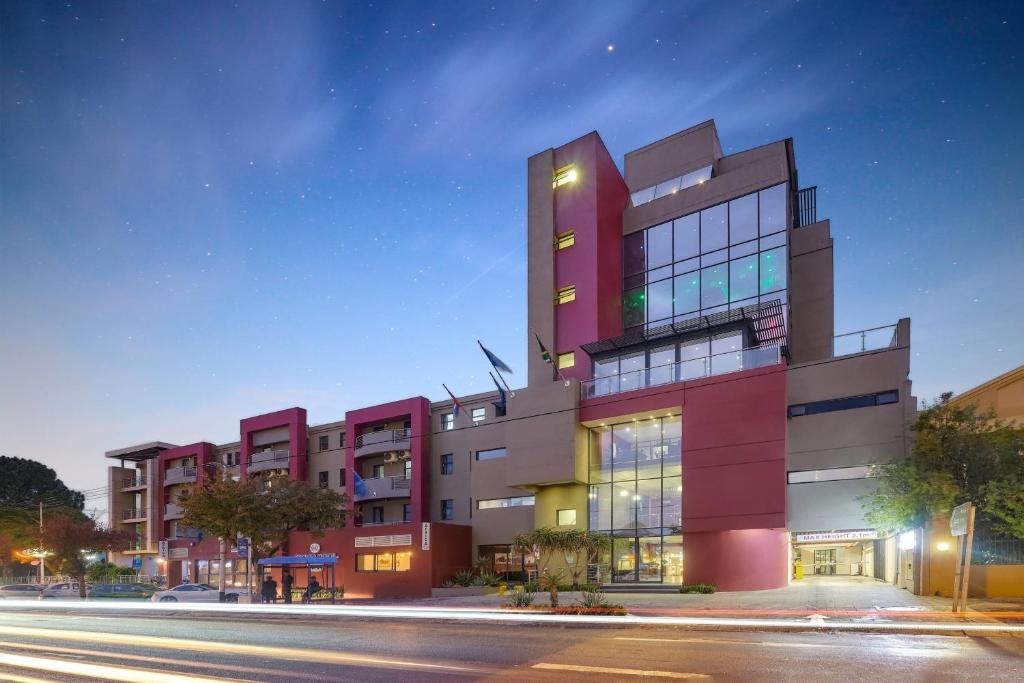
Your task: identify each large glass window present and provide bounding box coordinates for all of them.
[589,426,612,483]
[623,183,788,332]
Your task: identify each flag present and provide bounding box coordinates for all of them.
[478,341,513,375]
[443,383,465,417]
[351,470,369,497]
[490,372,507,417]
[535,333,562,381]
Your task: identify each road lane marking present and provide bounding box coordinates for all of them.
[613,636,956,657]
[0,626,482,675]
[0,651,250,683]
[0,640,343,681]
[0,672,59,683]
[532,663,708,679]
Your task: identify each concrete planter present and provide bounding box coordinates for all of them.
[431,586,499,598]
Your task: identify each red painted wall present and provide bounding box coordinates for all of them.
[684,529,790,591]
[157,442,215,558]
[552,132,628,380]
[239,407,308,481]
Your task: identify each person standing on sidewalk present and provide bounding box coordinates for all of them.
[282,572,294,604]
[260,575,277,604]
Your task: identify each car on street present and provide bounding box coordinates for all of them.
[39,582,88,599]
[151,583,246,603]
[88,583,158,599]
[0,584,42,599]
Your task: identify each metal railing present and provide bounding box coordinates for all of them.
[581,345,781,399]
[354,475,412,501]
[164,503,184,519]
[169,526,201,540]
[120,476,146,489]
[353,519,411,527]
[247,449,290,470]
[355,428,412,450]
[832,324,898,357]
[796,186,817,227]
[122,509,147,521]
[972,539,1024,565]
[163,466,197,485]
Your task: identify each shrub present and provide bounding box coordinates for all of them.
[679,583,717,594]
[85,562,135,584]
[451,570,476,587]
[470,575,490,587]
[522,580,540,593]
[575,589,621,609]
[505,590,536,608]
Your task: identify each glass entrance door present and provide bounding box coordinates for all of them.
[813,549,837,575]
[612,537,637,582]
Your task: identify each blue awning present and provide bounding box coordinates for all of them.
[257,555,337,566]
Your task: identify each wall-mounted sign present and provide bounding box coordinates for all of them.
[950,502,971,537]
[309,542,321,554]
[795,529,876,543]
[169,548,189,560]
[158,540,168,559]
[421,522,430,550]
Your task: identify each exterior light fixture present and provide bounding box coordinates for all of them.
[936,542,950,552]
[898,530,916,550]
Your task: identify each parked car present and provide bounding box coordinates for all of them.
[88,583,157,599]
[151,583,245,603]
[39,582,87,599]
[0,584,42,599]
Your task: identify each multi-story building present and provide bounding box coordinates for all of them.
[106,120,913,596]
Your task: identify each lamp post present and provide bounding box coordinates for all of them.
[23,548,52,583]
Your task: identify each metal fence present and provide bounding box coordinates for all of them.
[972,538,1024,565]
[796,186,817,227]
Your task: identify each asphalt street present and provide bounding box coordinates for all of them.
[0,608,1021,681]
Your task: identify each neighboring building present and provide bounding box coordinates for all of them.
[106,120,913,596]
[948,364,1024,428]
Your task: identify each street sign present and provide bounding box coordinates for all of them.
[236,538,249,556]
[421,522,431,550]
[29,560,39,566]
[950,502,971,537]
[132,556,142,571]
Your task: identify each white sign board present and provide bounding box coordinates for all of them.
[950,502,971,537]
[421,522,431,550]
[158,540,168,558]
[309,542,321,554]
[795,529,876,544]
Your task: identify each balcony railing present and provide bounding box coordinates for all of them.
[163,466,197,486]
[122,508,147,521]
[164,503,184,520]
[832,324,897,357]
[581,345,782,399]
[353,475,412,503]
[796,186,817,227]
[247,449,290,473]
[354,428,412,458]
[169,526,201,540]
[354,519,411,527]
[119,476,146,490]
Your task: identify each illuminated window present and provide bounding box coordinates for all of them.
[555,230,575,250]
[355,552,411,572]
[477,496,535,510]
[555,285,576,304]
[552,164,578,188]
[557,509,577,526]
[557,351,575,369]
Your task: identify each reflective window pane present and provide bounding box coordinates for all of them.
[589,426,612,483]
[623,287,645,328]
[590,484,611,530]
[647,278,673,324]
[663,535,683,584]
[612,425,636,482]
[636,479,662,529]
[636,420,663,482]
[760,231,786,251]
[648,345,675,387]
[612,481,637,529]
[700,204,728,252]
[711,333,743,374]
[759,183,787,236]
[631,187,655,207]
[673,214,699,261]
[674,257,699,275]
[646,222,673,269]
[730,254,758,302]
[729,193,758,245]
[759,247,787,294]
[619,352,645,393]
[730,239,758,259]
[654,177,681,200]
[623,231,645,276]
[663,477,683,529]
[679,339,709,380]
[700,248,728,267]
[673,274,700,317]
[700,264,729,308]
[638,536,663,582]
[646,265,672,284]
[662,416,682,477]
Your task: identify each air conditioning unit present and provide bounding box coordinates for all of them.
[383,453,399,463]
[397,452,411,461]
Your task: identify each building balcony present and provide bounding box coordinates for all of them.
[119,476,147,491]
[123,542,151,553]
[353,519,411,528]
[122,508,147,522]
[164,503,185,520]
[168,526,201,540]
[353,475,411,503]
[581,345,782,399]
[247,449,290,473]
[832,324,898,357]
[354,429,412,459]
[163,466,197,486]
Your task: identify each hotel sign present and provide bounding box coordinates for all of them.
[421,523,430,550]
[795,529,876,543]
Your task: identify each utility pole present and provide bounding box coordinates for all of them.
[38,500,44,584]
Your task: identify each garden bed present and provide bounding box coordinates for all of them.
[431,586,500,598]
[500,605,627,616]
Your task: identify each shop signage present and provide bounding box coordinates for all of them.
[421,522,430,550]
[158,540,168,558]
[169,548,189,560]
[132,556,142,571]
[950,502,971,537]
[795,529,876,543]
[308,542,321,554]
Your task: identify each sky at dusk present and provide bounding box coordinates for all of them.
[1,1,1022,506]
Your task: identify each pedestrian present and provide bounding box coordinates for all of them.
[260,575,277,604]
[303,576,321,604]
[282,572,294,604]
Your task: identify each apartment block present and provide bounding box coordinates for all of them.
[106,120,913,595]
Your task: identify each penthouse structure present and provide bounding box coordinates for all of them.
[106,120,913,596]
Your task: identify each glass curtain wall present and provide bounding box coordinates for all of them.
[623,182,789,332]
[589,416,683,583]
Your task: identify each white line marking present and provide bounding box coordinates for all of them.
[0,650,245,683]
[533,662,709,679]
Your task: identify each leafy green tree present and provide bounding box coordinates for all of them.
[85,560,138,584]
[862,393,1024,536]
[42,512,133,597]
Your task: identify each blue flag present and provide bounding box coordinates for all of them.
[490,372,507,417]
[351,470,369,497]
[478,341,513,375]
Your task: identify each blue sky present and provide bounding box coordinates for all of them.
[1,1,1021,500]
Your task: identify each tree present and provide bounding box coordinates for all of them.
[862,393,1024,537]
[512,527,561,575]
[178,473,347,601]
[41,512,133,597]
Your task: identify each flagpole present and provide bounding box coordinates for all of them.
[478,340,514,393]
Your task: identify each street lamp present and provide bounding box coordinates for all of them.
[22,548,52,583]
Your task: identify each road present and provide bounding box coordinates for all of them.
[0,608,1021,681]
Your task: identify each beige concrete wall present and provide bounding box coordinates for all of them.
[949,365,1024,428]
[527,148,556,388]
[789,219,834,364]
[623,120,721,191]
[533,483,587,530]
